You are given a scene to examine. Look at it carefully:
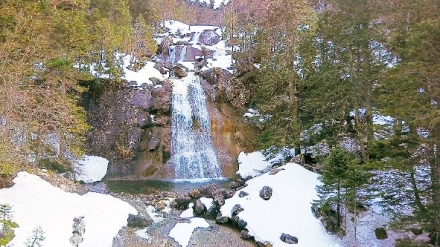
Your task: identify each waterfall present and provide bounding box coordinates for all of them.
[168,46,176,65]
[171,74,221,179]
[179,46,187,62]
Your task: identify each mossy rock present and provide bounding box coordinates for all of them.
[38,158,70,173]
[410,228,423,235]
[375,227,388,240]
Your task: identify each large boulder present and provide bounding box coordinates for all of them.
[215,213,229,224]
[259,186,273,200]
[127,214,153,228]
[193,199,206,215]
[173,65,188,78]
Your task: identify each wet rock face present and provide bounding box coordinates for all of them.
[198,69,258,177]
[86,80,173,178]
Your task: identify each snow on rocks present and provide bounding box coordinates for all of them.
[221,163,340,247]
[168,201,210,247]
[237,151,272,178]
[0,172,137,247]
[74,155,109,183]
[168,218,209,247]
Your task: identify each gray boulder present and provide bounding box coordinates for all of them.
[193,199,206,215]
[238,191,249,198]
[215,213,229,224]
[240,230,252,240]
[259,186,273,200]
[127,214,153,228]
[280,233,298,244]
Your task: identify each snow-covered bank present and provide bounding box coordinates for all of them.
[0,172,136,247]
[221,163,340,247]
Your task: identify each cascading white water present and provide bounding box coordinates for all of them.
[168,46,176,65]
[179,46,187,62]
[171,73,221,179]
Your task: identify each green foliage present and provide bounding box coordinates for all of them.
[375,227,388,240]
[315,146,369,234]
[0,204,18,246]
[38,158,71,173]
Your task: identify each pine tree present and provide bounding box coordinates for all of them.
[25,226,45,247]
[0,204,18,246]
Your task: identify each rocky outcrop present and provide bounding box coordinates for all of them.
[86,79,173,179]
[159,36,173,57]
[199,68,250,111]
[196,68,258,177]
[199,29,221,46]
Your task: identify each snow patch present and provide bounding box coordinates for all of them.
[169,218,209,247]
[237,151,272,178]
[74,155,109,183]
[0,172,136,247]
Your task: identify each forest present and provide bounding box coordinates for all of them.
[0,0,439,246]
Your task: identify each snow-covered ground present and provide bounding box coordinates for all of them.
[0,172,136,247]
[222,163,340,247]
[236,151,272,178]
[74,155,109,183]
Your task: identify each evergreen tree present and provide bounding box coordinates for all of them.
[0,204,18,246]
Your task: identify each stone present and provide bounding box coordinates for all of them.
[154,62,168,74]
[173,66,188,78]
[240,230,252,240]
[215,213,229,224]
[259,186,273,200]
[231,204,244,217]
[238,191,249,198]
[269,167,285,175]
[175,196,192,210]
[237,219,248,230]
[0,177,5,189]
[127,214,153,228]
[205,206,218,219]
[188,189,202,199]
[193,199,206,215]
[280,233,298,244]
